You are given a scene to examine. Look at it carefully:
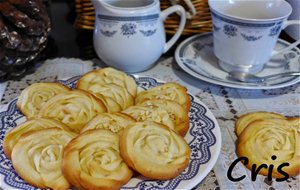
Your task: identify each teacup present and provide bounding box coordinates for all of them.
[208,0,300,74]
[92,0,186,73]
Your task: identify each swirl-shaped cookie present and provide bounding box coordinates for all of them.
[11,128,76,190]
[3,118,71,159]
[237,118,300,178]
[122,105,175,132]
[80,113,135,133]
[77,67,137,97]
[137,100,189,136]
[120,121,191,179]
[89,93,122,113]
[235,112,286,136]
[288,117,300,126]
[63,129,133,190]
[38,90,107,133]
[135,82,191,112]
[78,83,134,112]
[17,82,70,118]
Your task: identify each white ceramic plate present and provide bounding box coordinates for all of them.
[0,75,221,190]
[175,33,300,89]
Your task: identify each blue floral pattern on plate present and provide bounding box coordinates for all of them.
[0,76,220,190]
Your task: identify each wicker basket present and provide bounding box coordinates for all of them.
[74,0,212,35]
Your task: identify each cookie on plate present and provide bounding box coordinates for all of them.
[3,118,71,159]
[235,111,286,136]
[87,92,122,113]
[80,113,135,133]
[237,118,300,178]
[63,129,133,190]
[120,121,191,180]
[136,100,190,136]
[38,90,107,133]
[11,128,76,190]
[78,82,134,112]
[17,82,70,118]
[135,82,191,112]
[122,105,175,133]
[77,67,137,98]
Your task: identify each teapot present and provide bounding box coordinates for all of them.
[92,0,186,72]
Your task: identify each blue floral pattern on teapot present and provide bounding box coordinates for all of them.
[97,14,159,38]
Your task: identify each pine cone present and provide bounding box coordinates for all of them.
[0,0,51,81]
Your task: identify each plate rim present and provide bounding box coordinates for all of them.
[175,32,300,90]
[0,75,221,190]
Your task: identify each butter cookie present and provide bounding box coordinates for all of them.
[120,121,191,180]
[77,67,137,97]
[122,105,175,133]
[17,82,70,118]
[135,82,191,112]
[137,100,189,136]
[237,118,300,178]
[3,118,71,159]
[235,111,286,136]
[78,83,134,112]
[80,113,135,133]
[38,90,107,133]
[12,128,76,190]
[63,129,133,190]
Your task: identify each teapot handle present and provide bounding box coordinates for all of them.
[169,0,196,19]
[161,5,186,53]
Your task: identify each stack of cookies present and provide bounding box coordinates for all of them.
[3,67,191,190]
[235,112,300,179]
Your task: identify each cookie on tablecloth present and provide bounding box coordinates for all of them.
[237,117,300,178]
[235,111,286,136]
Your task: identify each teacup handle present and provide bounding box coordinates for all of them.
[272,20,300,56]
[161,5,186,53]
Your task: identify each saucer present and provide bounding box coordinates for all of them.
[175,33,300,89]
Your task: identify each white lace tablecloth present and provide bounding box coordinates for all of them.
[0,57,299,190]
